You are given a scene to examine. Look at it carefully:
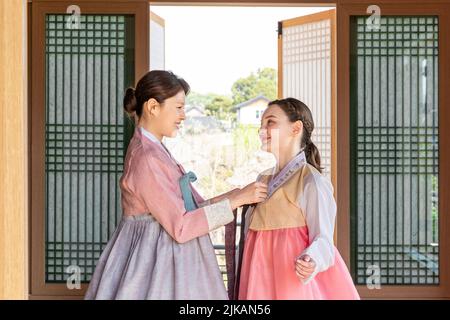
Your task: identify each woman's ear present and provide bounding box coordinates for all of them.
[293,120,303,136]
[144,98,160,117]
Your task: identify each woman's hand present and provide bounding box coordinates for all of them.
[295,255,316,282]
[228,181,268,210]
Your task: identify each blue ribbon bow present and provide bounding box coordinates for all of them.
[179,171,199,211]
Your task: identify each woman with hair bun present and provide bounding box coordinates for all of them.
[85,70,267,300]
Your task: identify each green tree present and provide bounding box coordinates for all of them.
[205,95,235,121]
[231,67,277,105]
[186,91,214,108]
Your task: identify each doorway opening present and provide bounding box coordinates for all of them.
[148,4,336,285]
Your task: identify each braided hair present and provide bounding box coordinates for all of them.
[268,97,323,173]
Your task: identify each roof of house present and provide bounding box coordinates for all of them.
[183,116,223,130]
[233,94,270,110]
[185,105,205,114]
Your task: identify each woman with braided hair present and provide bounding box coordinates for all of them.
[235,97,359,300]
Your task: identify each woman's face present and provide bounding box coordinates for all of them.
[154,90,186,138]
[259,104,301,155]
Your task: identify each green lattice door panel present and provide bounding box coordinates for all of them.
[45,14,135,283]
[350,16,439,285]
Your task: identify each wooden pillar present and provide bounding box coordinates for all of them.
[0,0,29,300]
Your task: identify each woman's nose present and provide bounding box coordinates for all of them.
[259,128,267,139]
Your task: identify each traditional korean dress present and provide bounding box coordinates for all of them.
[85,127,234,300]
[232,151,360,300]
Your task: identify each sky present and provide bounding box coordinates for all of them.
[150,5,334,96]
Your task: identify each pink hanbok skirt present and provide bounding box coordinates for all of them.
[238,226,360,300]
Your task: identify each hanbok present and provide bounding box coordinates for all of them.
[85,127,233,299]
[227,151,360,300]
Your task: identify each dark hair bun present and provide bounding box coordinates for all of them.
[124,70,190,117]
[123,87,137,114]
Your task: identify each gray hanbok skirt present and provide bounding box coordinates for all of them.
[84,214,228,300]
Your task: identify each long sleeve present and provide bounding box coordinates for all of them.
[297,171,336,284]
[128,151,234,244]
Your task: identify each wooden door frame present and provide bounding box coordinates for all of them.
[336,2,450,299]
[30,0,149,299]
[0,0,29,300]
[26,0,450,300]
